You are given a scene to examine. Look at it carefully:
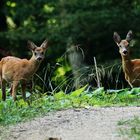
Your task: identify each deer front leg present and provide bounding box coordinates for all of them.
[12,81,19,101]
[30,77,33,95]
[10,84,13,96]
[21,80,26,100]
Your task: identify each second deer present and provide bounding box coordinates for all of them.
[0,40,48,101]
[113,30,140,88]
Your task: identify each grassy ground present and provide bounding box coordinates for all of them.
[0,86,140,126]
[118,116,140,140]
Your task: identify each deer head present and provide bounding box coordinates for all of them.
[113,30,133,56]
[27,39,48,62]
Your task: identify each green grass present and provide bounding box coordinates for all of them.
[118,116,140,140]
[0,86,140,126]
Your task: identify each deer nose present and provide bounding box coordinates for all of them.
[37,57,43,61]
[123,50,128,55]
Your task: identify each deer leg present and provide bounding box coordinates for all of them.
[30,82,32,95]
[30,78,33,95]
[12,81,19,101]
[1,80,6,101]
[10,84,13,96]
[21,80,26,100]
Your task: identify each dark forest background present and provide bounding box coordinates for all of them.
[1,0,140,92]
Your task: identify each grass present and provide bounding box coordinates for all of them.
[0,86,140,126]
[118,116,140,140]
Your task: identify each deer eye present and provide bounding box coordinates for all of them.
[34,52,37,55]
[41,52,44,55]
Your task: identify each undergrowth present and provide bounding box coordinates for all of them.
[0,86,140,126]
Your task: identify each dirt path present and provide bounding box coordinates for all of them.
[1,107,140,140]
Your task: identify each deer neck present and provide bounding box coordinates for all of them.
[121,54,132,76]
[28,55,41,73]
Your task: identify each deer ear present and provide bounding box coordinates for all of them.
[126,30,133,42]
[113,32,121,44]
[41,39,48,50]
[27,40,37,51]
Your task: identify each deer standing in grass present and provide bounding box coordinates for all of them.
[113,30,140,88]
[0,40,48,101]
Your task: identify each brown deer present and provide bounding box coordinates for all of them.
[113,30,140,88]
[0,39,48,101]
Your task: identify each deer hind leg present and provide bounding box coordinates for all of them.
[21,80,26,100]
[1,79,6,101]
[12,81,19,101]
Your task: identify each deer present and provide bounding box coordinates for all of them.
[113,30,140,88]
[0,39,48,101]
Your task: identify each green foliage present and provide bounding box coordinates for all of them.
[1,0,140,60]
[51,57,72,91]
[70,85,87,96]
[118,117,140,140]
[0,86,140,126]
[1,0,140,92]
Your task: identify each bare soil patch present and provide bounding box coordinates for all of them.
[1,107,140,140]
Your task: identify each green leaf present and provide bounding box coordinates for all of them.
[130,88,140,95]
[0,103,4,112]
[16,99,28,107]
[71,85,87,97]
[54,91,65,100]
[93,87,104,95]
